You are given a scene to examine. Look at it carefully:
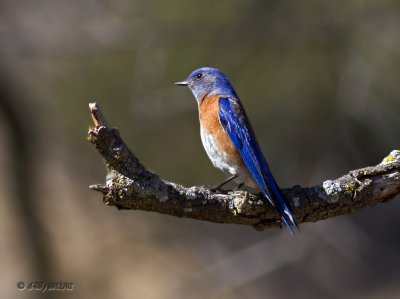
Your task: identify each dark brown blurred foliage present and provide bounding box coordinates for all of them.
[1,1,399,298]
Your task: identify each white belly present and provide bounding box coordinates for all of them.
[200,127,257,188]
[200,127,238,175]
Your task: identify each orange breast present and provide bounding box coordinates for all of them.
[198,95,243,166]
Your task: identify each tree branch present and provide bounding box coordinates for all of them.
[87,102,400,231]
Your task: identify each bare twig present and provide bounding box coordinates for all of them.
[89,102,109,127]
[87,102,400,231]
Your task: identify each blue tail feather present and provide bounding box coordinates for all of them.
[260,166,299,234]
[269,181,300,234]
[261,186,298,235]
[261,158,299,234]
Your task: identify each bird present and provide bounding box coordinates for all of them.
[175,67,299,234]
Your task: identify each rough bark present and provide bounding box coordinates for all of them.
[87,102,400,231]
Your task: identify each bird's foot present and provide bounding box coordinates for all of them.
[234,183,244,191]
[202,185,233,194]
[209,186,227,193]
[205,182,244,193]
[199,184,224,193]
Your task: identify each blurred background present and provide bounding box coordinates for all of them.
[1,0,400,298]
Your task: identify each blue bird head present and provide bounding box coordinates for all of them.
[175,67,237,102]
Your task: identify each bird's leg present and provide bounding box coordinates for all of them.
[210,174,238,191]
[234,183,244,191]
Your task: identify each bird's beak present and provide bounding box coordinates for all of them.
[174,81,189,86]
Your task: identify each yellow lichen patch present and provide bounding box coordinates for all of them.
[344,183,357,193]
[228,191,250,216]
[381,150,400,164]
[382,155,394,163]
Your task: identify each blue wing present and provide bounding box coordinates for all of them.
[218,97,299,234]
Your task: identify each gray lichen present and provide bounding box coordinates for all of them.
[322,180,342,203]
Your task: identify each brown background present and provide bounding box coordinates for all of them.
[1,1,399,298]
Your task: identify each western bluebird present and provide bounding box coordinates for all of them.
[175,67,298,234]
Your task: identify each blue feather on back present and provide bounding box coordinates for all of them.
[218,97,298,234]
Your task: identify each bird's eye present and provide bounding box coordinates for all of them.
[196,73,203,79]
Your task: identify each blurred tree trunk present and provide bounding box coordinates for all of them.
[0,76,52,281]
